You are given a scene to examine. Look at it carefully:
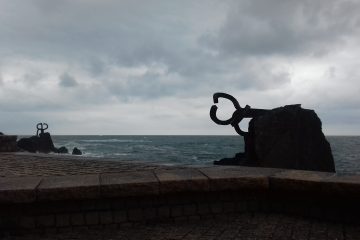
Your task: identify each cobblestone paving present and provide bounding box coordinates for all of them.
[0,153,189,177]
[2,213,359,240]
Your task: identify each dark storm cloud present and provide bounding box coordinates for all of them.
[0,0,294,97]
[59,72,78,88]
[1,0,360,134]
[203,0,360,56]
[0,0,193,61]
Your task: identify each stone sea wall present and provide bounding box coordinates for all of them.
[0,135,17,152]
[0,165,359,233]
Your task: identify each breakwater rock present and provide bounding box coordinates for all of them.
[17,134,81,155]
[17,133,57,153]
[17,123,82,155]
[72,147,82,155]
[0,134,17,152]
[215,104,335,172]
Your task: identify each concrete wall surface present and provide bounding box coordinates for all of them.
[0,166,359,232]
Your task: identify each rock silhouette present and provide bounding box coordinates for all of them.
[17,123,81,155]
[247,105,335,172]
[17,133,56,153]
[17,136,40,153]
[57,146,69,154]
[211,93,335,172]
[0,134,17,152]
[72,147,82,155]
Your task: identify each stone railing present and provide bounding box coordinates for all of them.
[0,166,359,233]
[0,135,17,152]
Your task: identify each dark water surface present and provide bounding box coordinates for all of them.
[51,135,360,175]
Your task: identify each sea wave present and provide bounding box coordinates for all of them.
[80,139,152,143]
[50,135,360,175]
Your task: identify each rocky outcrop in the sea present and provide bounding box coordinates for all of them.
[17,123,82,155]
[0,134,17,152]
[72,147,82,155]
[247,105,335,172]
[57,146,69,154]
[211,93,335,172]
[17,133,57,153]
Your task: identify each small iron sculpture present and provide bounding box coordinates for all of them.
[210,92,269,135]
[36,123,48,136]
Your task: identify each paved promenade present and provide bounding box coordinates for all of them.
[0,153,188,177]
[1,153,359,240]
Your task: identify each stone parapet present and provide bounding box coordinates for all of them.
[0,135,17,152]
[0,166,359,232]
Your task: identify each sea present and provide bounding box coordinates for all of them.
[50,135,360,176]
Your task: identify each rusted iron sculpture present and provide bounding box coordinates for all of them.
[210,92,270,165]
[36,123,48,136]
[210,92,268,136]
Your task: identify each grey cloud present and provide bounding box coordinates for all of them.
[86,58,107,77]
[20,71,45,87]
[202,0,360,56]
[59,72,78,88]
[106,71,181,101]
[0,0,197,60]
[0,0,226,84]
[0,0,360,134]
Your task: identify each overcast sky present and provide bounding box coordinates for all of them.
[1,0,360,135]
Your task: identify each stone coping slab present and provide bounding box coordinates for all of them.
[199,166,282,191]
[0,176,41,203]
[100,171,159,197]
[37,174,100,201]
[155,169,209,193]
[323,175,360,197]
[269,170,360,199]
[269,170,336,192]
[0,166,360,203]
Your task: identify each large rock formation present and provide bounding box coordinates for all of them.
[17,123,82,154]
[215,105,335,172]
[17,133,56,153]
[0,134,18,152]
[72,147,82,155]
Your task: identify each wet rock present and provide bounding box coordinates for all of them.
[17,133,56,153]
[215,104,335,173]
[247,104,335,172]
[0,135,17,152]
[214,152,249,165]
[57,146,69,154]
[17,136,39,153]
[72,147,82,155]
[38,132,56,153]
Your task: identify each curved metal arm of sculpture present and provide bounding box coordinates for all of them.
[36,123,48,136]
[210,92,242,126]
[210,92,269,136]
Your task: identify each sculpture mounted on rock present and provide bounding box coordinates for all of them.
[17,123,80,155]
[36,123,57,153]
[17,123,56,153]
[210,92,335,172]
